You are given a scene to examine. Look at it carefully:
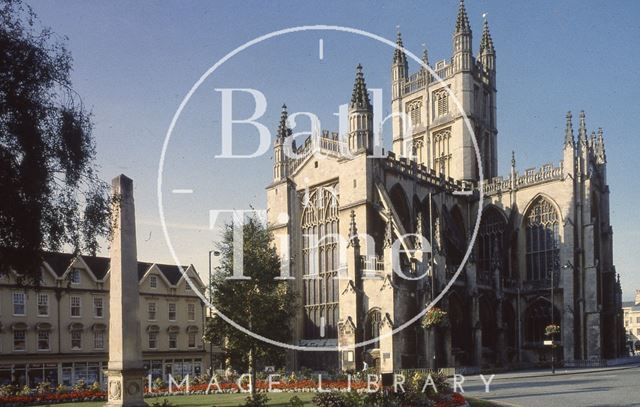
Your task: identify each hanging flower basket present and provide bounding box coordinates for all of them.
[545,324,561,336]
[422,307,449,329]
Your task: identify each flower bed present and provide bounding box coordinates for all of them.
[0,389,106,406]
[0,376,467,406]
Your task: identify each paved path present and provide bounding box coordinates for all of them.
[462,364,640,407]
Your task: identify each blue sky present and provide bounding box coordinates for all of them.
[26,0,640,300]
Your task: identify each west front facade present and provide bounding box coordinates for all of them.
[266,0,624,373]
[0,252,210,387]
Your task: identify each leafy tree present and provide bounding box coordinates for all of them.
[204,216,296,394]
[0,0,111,283]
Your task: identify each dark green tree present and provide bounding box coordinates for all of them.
[0,0,111,283]
[204,216,296,394]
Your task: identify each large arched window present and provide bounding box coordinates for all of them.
[302,185,339,339]
[525,197,560,281]
[477,207,505,285]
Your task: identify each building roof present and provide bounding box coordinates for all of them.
[622,301,640,312]
[41,251,195,286]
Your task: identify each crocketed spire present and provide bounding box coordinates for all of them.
[276,104,291,141]
[421,44,430,68]
[350,64,372,109]
[384,209,393,248]
[596,127,606,162]
[480,18,495,54]
[393,30,408,65]
[348,210,360,248]
[564,111,574,147]
[455,0,471,33]
[578,110,588,145]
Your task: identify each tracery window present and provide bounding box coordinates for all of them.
[413,139,424,164]
[432,129,451,176]
[365,309,382,349]
[302,185,339,339]
[434,89,449,117]
[525,197,560,281]
[407,99,422,128]
[477,207,505,285]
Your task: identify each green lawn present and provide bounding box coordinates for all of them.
[51,393,499,407]
[52,393,315,407]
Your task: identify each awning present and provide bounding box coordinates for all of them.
[167,325,180,333]
[35,322,52,331]
[11,322,28,331]
[92,323,107,332]
[186,325,199,333]
[147,325,160,333]
[68,322,84,332]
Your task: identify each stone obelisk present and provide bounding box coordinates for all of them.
[105,175,147,407]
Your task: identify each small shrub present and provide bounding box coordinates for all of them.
[312,391,362,407]
[151,398,176,407]
[154,377,166,390]
[36,381,51,395]
[72,379,87,391]
[287,395,305,407]
[242,393,269,407]
[0,384,16,397]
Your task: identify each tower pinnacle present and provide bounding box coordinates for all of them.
[350,64,372,109]
[596,127,606,163]
[393,30,408,66]
[455,0,471,33]
[452,0,473,72]
[277,103,291,141]
[348,64,373,154]
[480,18,495,55]
[578,110,588,145]
[564,111,574,147]
[421,43,430,68]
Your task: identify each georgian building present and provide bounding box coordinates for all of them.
[266,0,624,372]
[622,290,640,354]
[0,252,210,387]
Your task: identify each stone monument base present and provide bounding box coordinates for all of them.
[104,368,148,407]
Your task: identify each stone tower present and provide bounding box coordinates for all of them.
[389,0,498,181]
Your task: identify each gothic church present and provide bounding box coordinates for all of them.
[266,0,624,372]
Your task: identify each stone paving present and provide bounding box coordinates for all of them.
[463,364,640,407]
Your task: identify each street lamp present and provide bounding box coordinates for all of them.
[208,249,220,373]
[549,263,557,374]
[549,260,573,374]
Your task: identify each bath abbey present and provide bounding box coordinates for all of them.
[266,0,625,372]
